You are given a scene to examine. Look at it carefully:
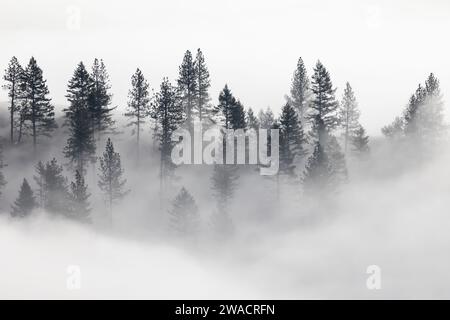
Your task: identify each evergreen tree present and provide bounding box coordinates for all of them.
[309,61,339,144]
[194,49,212,122]
[326,136,348,188]
[215,84,236,129]
[125,68,151,161]
[177,50,197,129]
[382,116,404,139]
[63,62,96,174]
[98,138,128,213]
[214,85,246,129]
[211,163,237,233]
[351,125,370,156]
[2,56,24,144]
[151,78,184,194]
[404,84,427,137]
[384,73,445,142]
[422,73,445,139]
[34,158,69,214]
[338,82,361,153]
[258,107,275,129]
[302,143,333,195]
[279,102,307,177]
[231,100,247,129]
[169,187,199,235]
[69,170,91,222]
[246,107,260,131]
[11,179,37,218]
[21,57,57,151]
[0,143,6,197]
[287,57,311,124]
[89,58,115,139]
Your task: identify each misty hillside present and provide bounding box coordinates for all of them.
[1,17,450,298]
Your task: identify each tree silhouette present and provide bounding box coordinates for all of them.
[11,179,37,218]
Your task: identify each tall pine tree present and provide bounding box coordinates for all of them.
[63,62,96,174]
[194,49,212,122]
[338,82,361,153]
[279,102,307,177]
[3,56,24,144]
[89,58,115,139]
[151,78,184,204]
[287,57,311,124]
[309,60,339,144]
[177,50,197,129]
[0,143,6,197]
[21,57,57,151]
[98,138,128,214]
[125,68,151,161]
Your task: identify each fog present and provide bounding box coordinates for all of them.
[1,0,450,300]
[1,122,450,298]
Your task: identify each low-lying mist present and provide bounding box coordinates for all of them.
[1,129,450,299]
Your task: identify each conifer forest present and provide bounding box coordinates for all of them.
[1,0,450,299]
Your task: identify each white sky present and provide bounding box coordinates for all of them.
[1,0,449,135]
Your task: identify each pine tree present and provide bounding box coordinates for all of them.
[404,84,427,137]
[211,164,237,233]
[0,143,6,197]
[309,61,339,144]
[302,143,333,195]
[215,85,236,129]
[382,116,404,139]
[63,62,96,174]
[11,179,37,218]
[258,107,275,129]
[177,50,197,129]
[89,58,115,139]
[3,56,24,144]
[21,57,57,151]
[279,102,307,177]
[194,49,212,122]
[351,125,370,156]
[151,78,184,197]
[338,82,360,153]
[423,73,445,139]
[326,136,348,188]
[125,68,151,161]
[34,158,69,214]
[169,187,199,235]
[246,107,260,131]
[98,138,128,213]
[231,100,247,129]
[214,85,246,129]
[287,57,311,124]
[69,170,91,222]
[385,73,445,142]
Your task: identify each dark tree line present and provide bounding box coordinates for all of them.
[3,57,56,149]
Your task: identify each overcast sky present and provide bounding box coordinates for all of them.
[1,0,449,135]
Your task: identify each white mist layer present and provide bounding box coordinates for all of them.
[1,142,450,299]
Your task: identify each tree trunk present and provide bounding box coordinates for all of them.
[10,87,15,145]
